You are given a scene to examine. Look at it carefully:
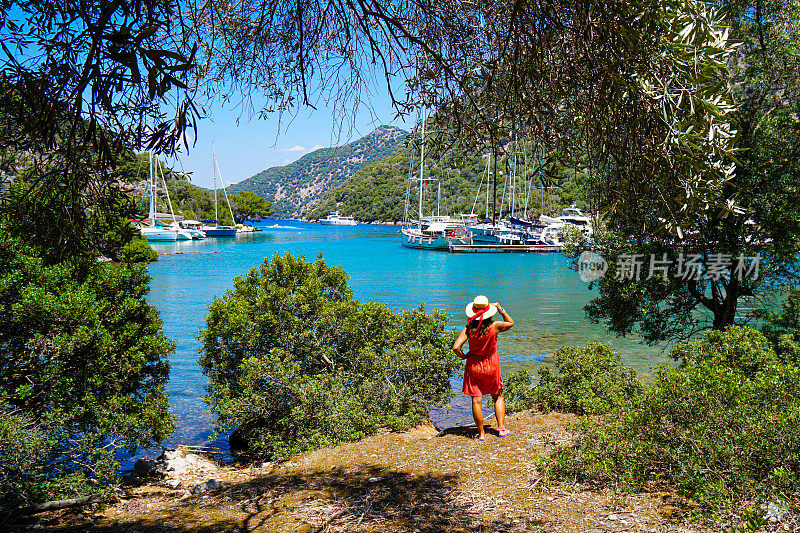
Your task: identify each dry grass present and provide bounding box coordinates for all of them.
[9,411,715,532]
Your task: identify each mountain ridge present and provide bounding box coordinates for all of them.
[227,125,407,216]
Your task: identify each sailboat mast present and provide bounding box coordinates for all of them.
[159,161,178,223]
[485,154,490,218]
[511,139,517,218]
[418,109,426,229]
[148,151,156,225]
[492,148,497,226]
[403,135,415,225]
[540,143,545,216]
[214,156,237,225]
[212,143,218,223]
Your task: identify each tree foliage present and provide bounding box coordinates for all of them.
[199,253,459,459]
[192,0,739,225]
[571,1,800,344]
[0,235,175,508]
[229,191,273,220]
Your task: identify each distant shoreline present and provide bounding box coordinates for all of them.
[258,218,403,225]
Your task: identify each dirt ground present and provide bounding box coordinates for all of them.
[7,411,756,532]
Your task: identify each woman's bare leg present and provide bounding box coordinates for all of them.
[471,395,485,439]
[492,391,509,436]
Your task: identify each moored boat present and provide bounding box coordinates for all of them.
[401,217,468,250]
[319,211,358,225]
[140,152,182,242]
[400,109,468,250]
[202,144,238,237]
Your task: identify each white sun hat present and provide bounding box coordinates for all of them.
[465,295,498,319]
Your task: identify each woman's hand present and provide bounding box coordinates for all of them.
[493,303,514,331]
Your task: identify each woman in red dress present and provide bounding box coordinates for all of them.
[452,295,515,441]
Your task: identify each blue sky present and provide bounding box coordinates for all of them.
[165,88,413,190]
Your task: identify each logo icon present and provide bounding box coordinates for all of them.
[578,251,608,282]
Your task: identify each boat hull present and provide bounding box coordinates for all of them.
[319,219,357,226]
[141,228,178,241]
[201,226,237,237]
[401,227,462,250]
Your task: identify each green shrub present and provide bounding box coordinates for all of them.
[503,368,538,414]
[120,234,158,263]
[671,325,778,378]
[535,342,643,415]
[199,253,459,459]
[545,326,800,508]
[761,289,800,364]
[0,235,174,508]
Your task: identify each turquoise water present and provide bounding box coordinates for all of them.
[144,221,668,453]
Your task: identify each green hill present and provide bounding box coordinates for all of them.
[309,138,592,223]
[227,125,407,217]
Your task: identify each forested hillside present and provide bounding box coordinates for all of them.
[228,125,406,216]
[309,136,592,222]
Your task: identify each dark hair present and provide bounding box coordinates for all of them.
[467,317,493,339]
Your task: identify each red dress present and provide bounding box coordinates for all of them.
[462,324,503,396]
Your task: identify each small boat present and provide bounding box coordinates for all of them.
[199,222,237,237]
[319,211,357,225]
[140,224,178,241]
[201,144,238,237]
[174,220,206,239]
[140,152,182,242]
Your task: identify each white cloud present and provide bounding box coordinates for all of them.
[278,145,306,153]
[310,144,325,151]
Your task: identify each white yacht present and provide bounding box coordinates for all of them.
[540,205,593,236]
[319,211,358,225]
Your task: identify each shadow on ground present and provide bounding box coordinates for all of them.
[15,465,548,532]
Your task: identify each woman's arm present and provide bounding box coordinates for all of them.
[452,327,468,359]
[492,303,514,332]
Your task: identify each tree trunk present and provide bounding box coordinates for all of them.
[17,493,104,515]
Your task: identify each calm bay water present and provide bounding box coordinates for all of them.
[143,220,668,456]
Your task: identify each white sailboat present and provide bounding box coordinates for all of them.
[400,110,468,250]
[140,152,179,242]
[199,144,237,237]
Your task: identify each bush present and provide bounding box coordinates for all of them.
[0,236,175,508]
[761,289,800,364]
[199,253,459,459]
[545,326,800,508]
[535,342,643,415]
[120,234,158,263]
[502,368,538,414]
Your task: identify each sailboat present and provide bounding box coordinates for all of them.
[466,153,519,244]
[400,110,468,250]
[199,145,238,237]
[152,159,204,240]
[140,152,179,241]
